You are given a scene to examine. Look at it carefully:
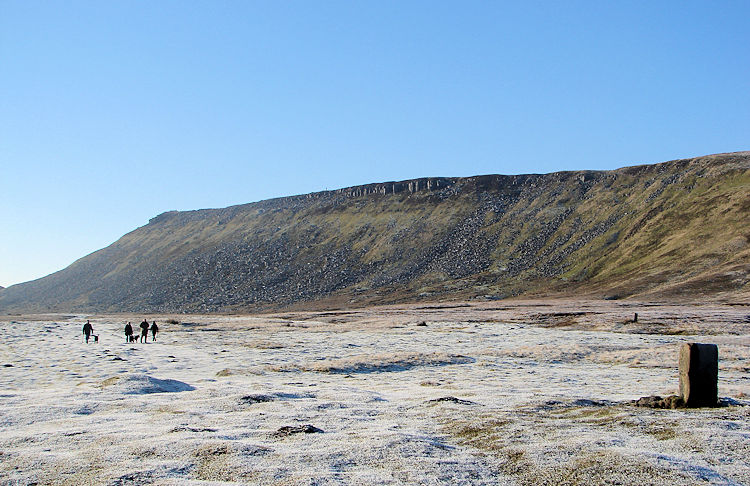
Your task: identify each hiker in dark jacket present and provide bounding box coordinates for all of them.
[82,320,94,343]
[150,321,159,342]
[124,322,133,342]
[139,319,149,343]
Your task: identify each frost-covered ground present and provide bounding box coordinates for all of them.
[1,300,749,485]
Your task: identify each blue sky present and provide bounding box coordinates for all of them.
[1,1,748,288]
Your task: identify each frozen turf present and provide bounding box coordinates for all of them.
[1,302,749,485]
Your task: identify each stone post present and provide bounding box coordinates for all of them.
[679,343,718,407]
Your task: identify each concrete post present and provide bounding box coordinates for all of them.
[679,343,718,407]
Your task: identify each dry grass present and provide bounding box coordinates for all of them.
[194,442,239,482]
[442,408,701,486]
[245,339,286,349]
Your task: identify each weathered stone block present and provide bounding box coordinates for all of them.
[679,343,718,407]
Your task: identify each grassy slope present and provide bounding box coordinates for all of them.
[0,152,748,313]
[567,155,750,299]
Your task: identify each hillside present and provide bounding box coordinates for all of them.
[1,152,749,313]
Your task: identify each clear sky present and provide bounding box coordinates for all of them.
[1,1,748,288]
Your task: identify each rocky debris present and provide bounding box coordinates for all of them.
[635,395,744,409]
[240,394,274,404]
[273,424,323,437]
[427,396,477,406]
[633,395,685,409]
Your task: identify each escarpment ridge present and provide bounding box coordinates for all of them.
[1,152,749,313]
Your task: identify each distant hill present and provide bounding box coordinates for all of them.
[1,152,748,313]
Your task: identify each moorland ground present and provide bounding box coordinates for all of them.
[1,299,749,485]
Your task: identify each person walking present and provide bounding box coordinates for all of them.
[82,320,94,344]
[139,319,149,343]
[150,321,159,342]
[124,322,133,342]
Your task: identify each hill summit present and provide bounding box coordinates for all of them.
[1,152,749,313]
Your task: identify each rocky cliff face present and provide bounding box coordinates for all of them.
[1,152,749,313]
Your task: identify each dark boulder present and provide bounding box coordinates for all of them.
[273,424,324,437]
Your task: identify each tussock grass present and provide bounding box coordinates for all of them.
[443,410,699,486]
[194,442,241,482]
